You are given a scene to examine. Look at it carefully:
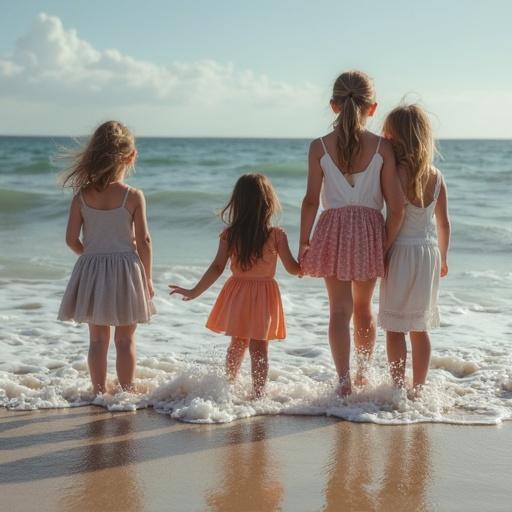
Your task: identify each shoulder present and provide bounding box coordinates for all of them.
[432,166,444,180]
[309,133,332,156]
[309,138,324,156]
[71,192,82,205]
[219,228,229,241]
[271,226,287,245]
[433,167,447,192]
[376,137,394,157]
[129,187,146,205]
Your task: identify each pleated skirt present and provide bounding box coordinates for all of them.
[58,251,155,326]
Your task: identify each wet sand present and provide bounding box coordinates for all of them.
[1,407,511,511]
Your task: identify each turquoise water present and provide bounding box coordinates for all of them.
[0,136,511,423]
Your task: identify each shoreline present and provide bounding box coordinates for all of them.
[2,407,511,511]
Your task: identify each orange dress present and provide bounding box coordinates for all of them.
[206,227,287,341]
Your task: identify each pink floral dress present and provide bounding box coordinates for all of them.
[301,137,385,281]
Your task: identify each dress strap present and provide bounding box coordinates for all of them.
[78,191,86,207]
[375,136,381,154]
[433,170,442,201]
[319,137,328,154]
[121,187,130,208]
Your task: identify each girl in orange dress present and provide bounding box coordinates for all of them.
[169,173,300,398]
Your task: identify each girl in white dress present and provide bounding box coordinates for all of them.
[378,105,451,392]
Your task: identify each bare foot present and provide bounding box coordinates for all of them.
[407,385,424,401]
[250,389,266,401]
[353,370,368,388]
[336,377,352,398]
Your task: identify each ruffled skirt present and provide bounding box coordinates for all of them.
[301,206,385,281]
[58,252,155,326]
[206,276,285,341]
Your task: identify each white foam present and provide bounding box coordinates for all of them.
[0,270,511,425]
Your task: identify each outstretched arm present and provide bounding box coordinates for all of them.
[380,140,405,252]
[65,194,84,255]
[299,139,323,260]
[169,237,229,300]
[133,189,154,297]
[435,176,451,277]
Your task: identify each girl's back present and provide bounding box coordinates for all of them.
[79,184,136,255]
[396,167,442,244]
[226,227,284,279]
[318,131,384,210]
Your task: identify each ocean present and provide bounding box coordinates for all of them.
[0,136,511,424]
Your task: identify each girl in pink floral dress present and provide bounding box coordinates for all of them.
[300,70,404,396]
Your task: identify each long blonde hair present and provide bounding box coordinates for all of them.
[383,104,435,206]
[331,70,376,171]
[60,121,136,191]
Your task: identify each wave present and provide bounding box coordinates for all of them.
[1,346,510,425]
[0,188,51,213]
[147,189,228,207]
[13,160,54,175]
[256,161,307,177]
[138,156,188,166]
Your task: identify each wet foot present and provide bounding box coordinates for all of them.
[354,370,368,388]
[336,377,352,398]
[249,389,266,401]
[407,385,424,401]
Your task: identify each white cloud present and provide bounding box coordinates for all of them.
[0,13,321,109]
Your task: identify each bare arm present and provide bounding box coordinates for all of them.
[133,189,154,296]
[277,230,300,275]
[169,237,229,300]
[299,139,323,259]
[65,194,84,255]
[435,176,451,277]
[380,140,406,252]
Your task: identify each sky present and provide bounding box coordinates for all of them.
[0,1,511,138]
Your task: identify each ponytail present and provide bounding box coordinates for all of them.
[331,71,375,171]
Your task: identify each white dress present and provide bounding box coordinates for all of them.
[378,171,442,332]
[58,187,155,326]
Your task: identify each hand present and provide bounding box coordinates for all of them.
[298,242,310,262]
[383,250,391,278]
[168,284,199,301]
[440,260,448,277]
[147,279,155,298]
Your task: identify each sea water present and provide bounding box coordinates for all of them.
[0,136,511,424]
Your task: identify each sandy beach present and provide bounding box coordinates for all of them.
[1,407,511,511]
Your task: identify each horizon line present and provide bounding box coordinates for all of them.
[1,134,511,142]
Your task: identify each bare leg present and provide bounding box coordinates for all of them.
[410,331,431,390]
[88,324,110,394]
[324,277,353,396]
[386,331,407,387]
[226,337,249,382]
[249,339,269,398]
[114,324,137,391]
[352,279,377,387]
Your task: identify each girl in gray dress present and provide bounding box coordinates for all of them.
[58,121,155,394]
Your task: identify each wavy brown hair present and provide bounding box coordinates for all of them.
[60,120,136,192]
[383,104,435,206]
[221,173,281,271]
[331,70,376,171]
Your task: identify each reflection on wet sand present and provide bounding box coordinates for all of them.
[206,419,283,512]
[323,423,431,511]
[60,414,142,512]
